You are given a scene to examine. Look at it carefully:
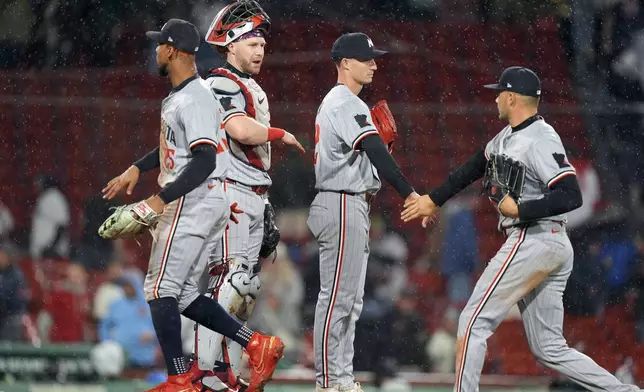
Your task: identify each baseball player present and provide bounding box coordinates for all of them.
[99,19,284,392]
[401,66,641,392]
[308,32,419,392]
[187,2,304,391]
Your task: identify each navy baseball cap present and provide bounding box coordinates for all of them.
[146,19,200,55]
[484,66,541,97]
[331,33,387,62]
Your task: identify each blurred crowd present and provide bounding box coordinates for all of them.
[0,0,566,70]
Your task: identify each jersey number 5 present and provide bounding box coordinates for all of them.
[164,148,175,170]
[314,124,320,164]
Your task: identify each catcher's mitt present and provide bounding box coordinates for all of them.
[259,200,280,259]
[483,154,526,207]
[370,100,398,152]
[98,200,159,239]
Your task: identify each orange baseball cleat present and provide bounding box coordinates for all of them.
[244,333,285,392]
[146,374,200,392]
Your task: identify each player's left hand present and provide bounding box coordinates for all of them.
[145,195,166,214]
[98,199,160,239]
[401,194,439,224]
[281,131,305,154]
[498,195,519,218]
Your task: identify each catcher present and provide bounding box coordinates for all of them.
[188,2,304,391]
[307,32,419,392]
[99,18,284,392]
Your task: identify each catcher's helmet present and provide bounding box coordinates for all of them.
[206,0,271,47]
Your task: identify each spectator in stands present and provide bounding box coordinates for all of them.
[377,287,429,369]
[426,307,459,374]
[0,247,29,341]
[565,240,607,316]
[93,261,125,322]
[29,174,70,260]
[113,241,145,285]
[0,201,14,246]
[626,246,644,342]
[593,233,639,304]
[353,268,390,372]
[615,356,636,385]
[77,195,117,271]
[440,195,478,305]
[0,0,33,69]
[567,154,601,230]
[99,278,158,368]
[249,243,304,361]
[370,215,409,305]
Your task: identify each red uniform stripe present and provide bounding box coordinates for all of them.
[222,112,246,127]
[189,138,217,150]
[547,170,576,188]
[352,130,379,150]
[321,194,347,387]
[153,197,184,299]
[455,228,526,391]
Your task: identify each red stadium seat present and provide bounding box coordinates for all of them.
[45,287,88,343]
[20,104,55,177]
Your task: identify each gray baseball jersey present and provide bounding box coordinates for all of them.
[455,117,639,392]
[158,76,229,187]
[143,76,230,312]
[313,84,381,194]
[207,67,272,186]
[484,118,575,229]
[308,84,379,390]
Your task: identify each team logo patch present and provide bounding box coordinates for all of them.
[354,114,371,128]
[219,97,236,111]
[552,152,570,168]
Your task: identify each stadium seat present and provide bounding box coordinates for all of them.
[45,287,88,343]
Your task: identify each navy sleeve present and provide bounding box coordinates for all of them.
[359,134,414,198]
[158,144,217,204]
[518,175,583,221]
[133,147,160,173]
[429,149,487,206]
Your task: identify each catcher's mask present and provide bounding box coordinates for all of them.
[206,0,271,47]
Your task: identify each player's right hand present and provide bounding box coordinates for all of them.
[102,165,140,200]
[281,131,305,153]
[401,194,438,226]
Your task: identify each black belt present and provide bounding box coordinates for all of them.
[320,190,374,204]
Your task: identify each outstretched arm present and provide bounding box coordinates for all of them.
[358,134,415,199]
[401,148,487,225]
[429,148,487,206]
[102,148,160,199]
[225,116,304,153]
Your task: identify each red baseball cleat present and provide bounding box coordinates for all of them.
[244,333,285,392]
[186,360,208,384]
[146,374,200,392]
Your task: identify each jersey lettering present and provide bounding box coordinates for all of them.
[165,126,176,145]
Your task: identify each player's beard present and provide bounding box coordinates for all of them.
[158,63,169,77]
[241,58,261,75]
